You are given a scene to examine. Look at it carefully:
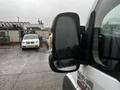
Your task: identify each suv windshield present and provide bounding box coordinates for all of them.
[23,34,38,39]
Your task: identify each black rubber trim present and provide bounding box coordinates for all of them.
[92,28,106,66]
[63,75,76,90]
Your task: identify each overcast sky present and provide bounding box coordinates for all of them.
[0,0,95,27]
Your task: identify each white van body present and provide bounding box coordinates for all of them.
[65,65,120,90]
[62,0,120,90]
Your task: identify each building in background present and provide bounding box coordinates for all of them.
[0,21,50,45]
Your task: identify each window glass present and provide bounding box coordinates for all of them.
[24,34,38,39]
[99,4,120,71]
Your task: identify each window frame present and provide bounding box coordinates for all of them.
[90,0,120,80]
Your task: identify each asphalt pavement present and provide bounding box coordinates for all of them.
[0,45,65,90]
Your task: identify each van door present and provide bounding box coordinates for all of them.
[77,0,120,90]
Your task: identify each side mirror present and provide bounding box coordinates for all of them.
[49,12,81,73]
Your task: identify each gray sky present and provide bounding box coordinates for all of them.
[0,0,95,27]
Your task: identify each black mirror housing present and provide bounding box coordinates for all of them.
[49,12,81,73]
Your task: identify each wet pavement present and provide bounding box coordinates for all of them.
[0,45,65,90]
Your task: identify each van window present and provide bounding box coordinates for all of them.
[99,4,120,76]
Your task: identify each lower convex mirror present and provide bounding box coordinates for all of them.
[49,54,80,72]
[54,59,78,71]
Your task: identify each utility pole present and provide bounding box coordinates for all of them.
[17,16,20,42]
[17,16,19,22]
[38,18,41,24]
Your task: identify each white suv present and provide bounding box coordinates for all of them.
[21,34,40,49]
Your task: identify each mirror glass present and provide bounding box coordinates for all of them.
[52,15,80,71]
[55,16,80,60]
[54,59,77,71]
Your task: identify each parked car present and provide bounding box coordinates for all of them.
[21,34,40,49]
